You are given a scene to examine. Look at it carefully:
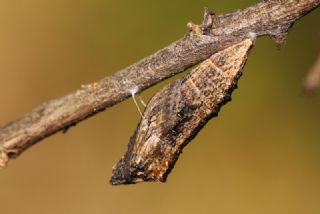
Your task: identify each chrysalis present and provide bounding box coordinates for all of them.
[111,39,254,185]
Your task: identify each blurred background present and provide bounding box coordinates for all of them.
[0,1,319,214]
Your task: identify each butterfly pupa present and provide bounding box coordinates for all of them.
[111,38,254,185]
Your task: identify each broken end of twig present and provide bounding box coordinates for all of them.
[303,75,320,94]
[302,55,320,94]
[302,84,319,95]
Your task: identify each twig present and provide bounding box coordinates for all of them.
[303,54,320,93]
[0,0,319,168]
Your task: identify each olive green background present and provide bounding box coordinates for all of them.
[0,1,319,214]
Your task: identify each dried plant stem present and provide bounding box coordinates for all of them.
[303,54,320,93]
[0,0,319,168]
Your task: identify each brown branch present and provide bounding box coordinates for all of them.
[303,53,320,94]
[0,0,319,168]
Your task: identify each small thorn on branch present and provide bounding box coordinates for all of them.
[270,23,294,49]
[202,7,215,31]
[187,7,215,35]
[270,33,288,49]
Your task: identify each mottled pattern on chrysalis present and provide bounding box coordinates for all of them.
[111,39,254,185]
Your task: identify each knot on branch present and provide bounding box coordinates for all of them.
[270,23,294,48]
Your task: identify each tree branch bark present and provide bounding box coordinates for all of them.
[0,0,319,168]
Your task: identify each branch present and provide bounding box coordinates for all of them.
[0,0,319,168]
[303,53,320,94]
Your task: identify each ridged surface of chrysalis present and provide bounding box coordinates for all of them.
[111,39,253,185]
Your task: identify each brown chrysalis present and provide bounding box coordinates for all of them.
[111,38,254,185]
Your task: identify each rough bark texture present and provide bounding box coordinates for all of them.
[0,0,319,168]
[110,39,253,185]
